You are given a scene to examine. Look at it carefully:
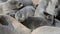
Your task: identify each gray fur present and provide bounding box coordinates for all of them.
[19,0,33,6]
[15,6,35,22]
[0,0,8,3]
[22,17,53,31]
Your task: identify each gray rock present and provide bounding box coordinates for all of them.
[34,0,49,18]
[54,7,60,20]
[0,0,23,17]
[0,15,31,34]
[46,0,58,15]
[31,26,60,34]
[0,0,8,3]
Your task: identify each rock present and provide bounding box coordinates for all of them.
[46,0,58,15]
[54,7,60,20]
[32,0,39,6]
[0,15,31,34]
[0,0,8,3]
[31,26,60,34]
[34,0,48,18]
[0,0,23,17]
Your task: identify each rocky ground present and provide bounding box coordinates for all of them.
[0,0,60,34]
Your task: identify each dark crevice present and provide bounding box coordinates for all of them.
[56,10,60,21]
[0,16,9,26]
